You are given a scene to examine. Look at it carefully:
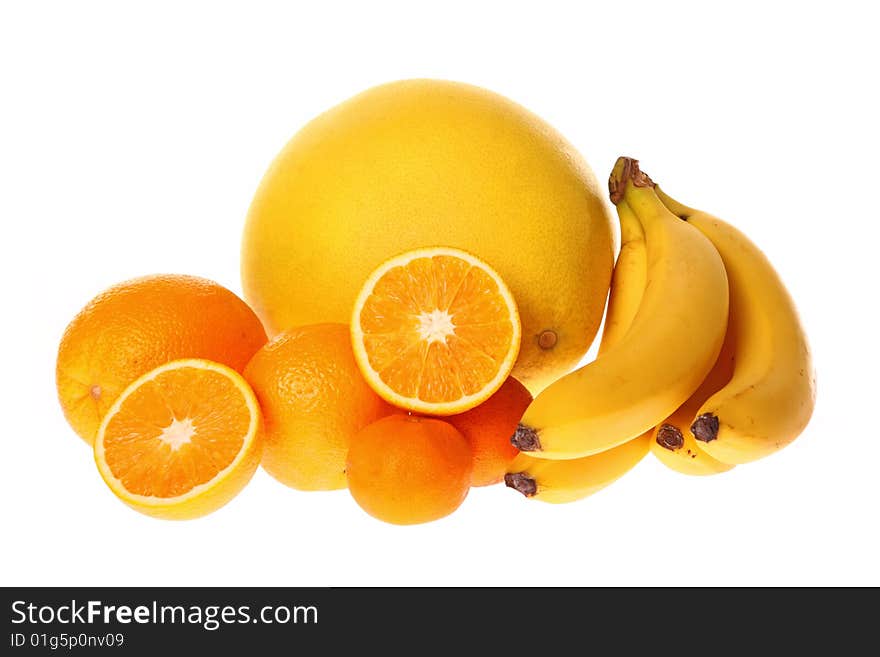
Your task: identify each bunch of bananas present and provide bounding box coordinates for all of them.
[504,157,816,503]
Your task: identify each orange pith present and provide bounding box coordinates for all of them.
[101,366,250,497]
[352,247,521,415]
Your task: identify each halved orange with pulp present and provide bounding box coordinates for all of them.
[94,358,262,520]
[351,247,521,415]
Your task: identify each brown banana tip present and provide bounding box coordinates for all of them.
[630,159,654,189]
[656,424,684,451]
[504,472,538,497]
[608,157,655,204]
[691,413,720,443]
[511,423,541,451]
[608,156,637,204]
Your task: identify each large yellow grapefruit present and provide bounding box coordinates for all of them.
[241,79,613,394]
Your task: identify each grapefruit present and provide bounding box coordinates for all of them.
[241,79,614,393]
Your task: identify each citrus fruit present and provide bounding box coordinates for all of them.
[56,274,267,444]
[241,79,614,394]
[351,247,520,416]
[345,414,472,525]
[243,323,393,491]
[94,359,262,520]
[446,377,532,486]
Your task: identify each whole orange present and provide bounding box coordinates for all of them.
[346,414,472,525]
[243,323,392,491]
[446,377,532,486]
[56,274,267,444]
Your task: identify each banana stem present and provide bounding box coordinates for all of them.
[608,156,654,204]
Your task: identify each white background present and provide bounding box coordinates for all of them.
[2,1,878,586]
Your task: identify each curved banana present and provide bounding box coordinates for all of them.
[598,199,647,355]
[655,187,816,464]
[505,207,650,502]
[504,432,650,503]
[512,157,729,459]
[650,319,736,476]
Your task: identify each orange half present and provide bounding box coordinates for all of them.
[351,247,521,415]
[94,359,262,520]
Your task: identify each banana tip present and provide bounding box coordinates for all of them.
[504,472,537,497]
[691,413,720,442]
[511,423,541,451]
[608,157,654,204]
[608,157,636,204]
[656,424,685,451]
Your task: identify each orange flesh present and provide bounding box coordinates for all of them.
[358,255,515,403]
[101,367,250,498]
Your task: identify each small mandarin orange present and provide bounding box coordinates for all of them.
[345,414,472,525]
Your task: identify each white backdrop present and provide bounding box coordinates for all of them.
[2,1,877,586]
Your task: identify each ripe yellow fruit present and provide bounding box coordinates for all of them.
[241,79,614,394]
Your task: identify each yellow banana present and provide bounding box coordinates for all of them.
[602,187,730,476]
[505,432,650,503]
[505,205,650,502]
[512,157,729,459]
[655,187,816,464]
[598,199,647,355]
[650,318,736,476]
